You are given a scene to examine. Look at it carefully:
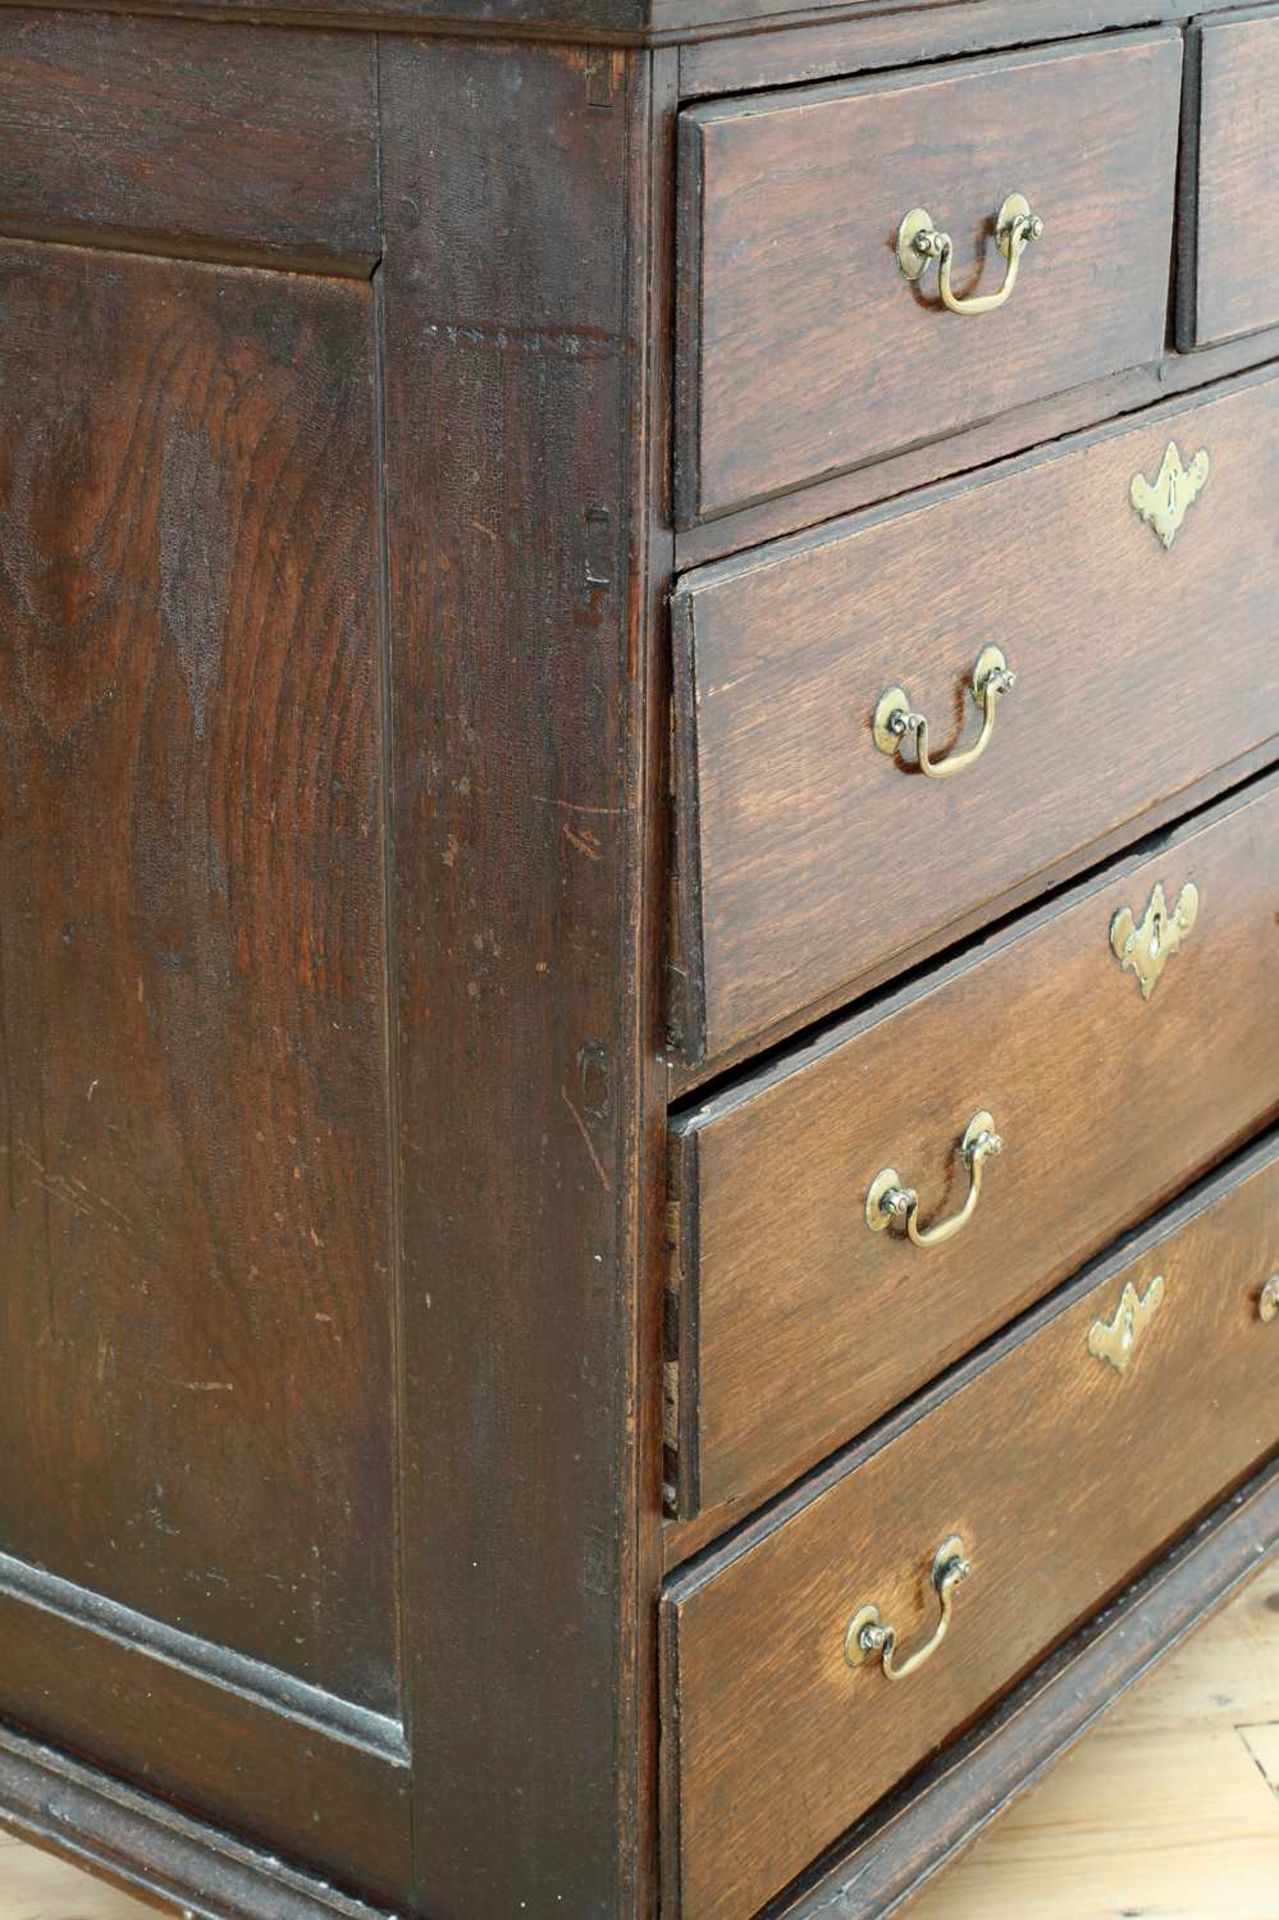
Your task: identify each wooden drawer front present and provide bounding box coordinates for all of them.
[670,776,1279,1528]
[0,12,378,271]
[674,371,1279,1068]
[662,1142,1279,1920]
[1179,13,1279,348]
[677,31,1180,524]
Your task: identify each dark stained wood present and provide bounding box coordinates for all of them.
[0,242,399,1712]
[378,38,666,1918]
[633,46,684,1920]
[674,370,1279,1066]
[1177,10,1279,351]
[666,733,1279,1107]
[0,13,379,272]
[654,0,1241,42]
[0,1718,401,1920]
[677,31,1181,523]
[4,8,1279,1918]
[772,1458,1279,1919]
[0,1565,411,1908]
[670,774,1279,1527]
[680,0,1184,98]
[673,317,1279,573]
[0,0,1249,47]
[0,0,656,35]
[662,1140,1279,1920]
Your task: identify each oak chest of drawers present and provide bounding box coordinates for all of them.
[1,2,1278,1917]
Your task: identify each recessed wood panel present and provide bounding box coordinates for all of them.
[674,370,1279,1066]
[0,241,397,1715]
[663,1142,1279,1920]
[670,776,1279,1527]
[678,30,1181,522]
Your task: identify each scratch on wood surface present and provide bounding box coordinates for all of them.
[533,795,623,816]
[146,1372,235,1393]
[12,1140,130,1236]
[559,1085,612,1194]
[563,821,603,861]
[419,318,625,359]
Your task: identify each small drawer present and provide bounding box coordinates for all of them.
[668,775,1279,1528]
[676,30,1181,525]
[673,370,1279,1070]
[662,1140,1279,1920]
[1179,11,1279,349]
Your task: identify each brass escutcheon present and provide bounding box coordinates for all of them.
[866,1111,1002,1248]
[873,645,1016,780]
[846,1535,972,1683]
[1088,1275,1166,1374]
[1111,881,1200,1000]
[1130,441,1210,549]
[897,192,1044,316]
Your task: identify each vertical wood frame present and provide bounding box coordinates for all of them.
[379,38,669,1916]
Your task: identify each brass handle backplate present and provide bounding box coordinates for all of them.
[897,191,1044,315]
[846,1535,972,1683]
[866,1111,1002,1248]
[873,645,1015,780]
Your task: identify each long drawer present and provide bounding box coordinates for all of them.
[661,1138,1279,1920]
[676,29,1181,523]
[673,370,1279,1069]
[668,774,1279,1528]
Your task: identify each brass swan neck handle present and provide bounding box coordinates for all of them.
[846,1537,973,1683]
[866,1111,1003,1249]
[873,645,1015,781]
[898,192,1044,316]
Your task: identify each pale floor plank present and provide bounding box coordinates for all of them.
[914,1559,1279,1920]
[0,1833,153,1919]
[0,1564,1277,1918]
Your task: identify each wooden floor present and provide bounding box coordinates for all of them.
[2,1559,1278,1917]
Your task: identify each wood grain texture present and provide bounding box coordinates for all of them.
[0,1571,411,1908]
[768,1461,1279,1919]
[914,1561,1279,1919]
[653,0,1240,41]
[1178,11,1279,351]
[9,1502,1279,1920]
[0,242,398,1714]
[679,0,1185,98]
[3,7,1279,1917]
[662,1142,1279,1920]
[0,13,379,272]
[0,0,1257,43]
[674,317,1279,574]
[0,1720,401,1920]
[670,775,1279,1527]
[675,369,1279,1067]
[378,39,665,1918]
[677,31,1181,523]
